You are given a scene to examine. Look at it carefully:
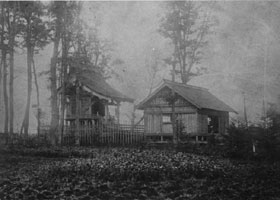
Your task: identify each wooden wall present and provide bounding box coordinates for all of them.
[179,113,198,135]
[144,108,230,135]
[145,107,196,114]
[197,114,208,134]
[144,112,198,135]
[197,109,229,135]
[143,89,199,135]
[142,87,230,136]
[144,113,161,134]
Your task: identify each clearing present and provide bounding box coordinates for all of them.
[0,147,279,200]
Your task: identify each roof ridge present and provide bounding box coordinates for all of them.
[163,79,209,91]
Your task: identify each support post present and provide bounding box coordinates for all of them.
[105,103,109,123]
[75,83,80,145]
[116,101,120,124]
[131,105,136,135]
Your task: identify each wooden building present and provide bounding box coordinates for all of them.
[137,80,236,142]
[62,67,133,138]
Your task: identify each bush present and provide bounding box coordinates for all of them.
[7,134,51,149]
[222,122,280,161]
[222,123,253,159]
[255,127,280,161]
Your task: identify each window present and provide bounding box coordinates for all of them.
[208,115,219,133]
[162,114,171,123]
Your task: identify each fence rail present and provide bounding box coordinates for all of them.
[62,122,145,146]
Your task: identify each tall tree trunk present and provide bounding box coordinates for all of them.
[59,28,69,144]
[0,3,3,129]
[9,43,14,136]
[1,3,9,139]
[3,50,8,137]
[50,5,62,145]
[75,83,80,145]
[21,19,32,136]
[8,3,17,136]
[32,58,40,136]
[171,62,178,145]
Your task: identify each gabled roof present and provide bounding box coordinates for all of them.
[72,68,134,103]
[137,79,236,113]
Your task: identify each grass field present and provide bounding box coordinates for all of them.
[0,147,279,200]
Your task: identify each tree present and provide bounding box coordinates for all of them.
[48,2,114,144]
[146,48,162,95]
[19,2,50,136]
[6,2,21,136]
[58,1,83,143]
[159,1,215,145]
[68,25,114,79]
[159,1,215,84]
[0,2,9,137]
[48,1,64,144]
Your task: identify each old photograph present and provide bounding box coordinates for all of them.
[0,1,279,199]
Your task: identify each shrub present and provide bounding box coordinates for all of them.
[222,123,254,159]
[255,127,280,161]
[7,134,51,149]
[222,122,280,161]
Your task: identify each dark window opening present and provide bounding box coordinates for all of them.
[198,136,207,141]
[91,101,105,117]
[208,115,219,133]
[70,98,76,115]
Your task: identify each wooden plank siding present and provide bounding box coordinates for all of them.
[144,113,161,134]
[145,107,196,114]
[144,111,198,135]
[144,108,229,136]
[197,114,208,134]
[197,109,229,135]
[143,92,198,136]
[179,113,197,135]
[142,89,230,137]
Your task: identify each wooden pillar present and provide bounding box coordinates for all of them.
[105,103,109,123]
[75,84,80,145]
[116,101,120,124]
[131,105,136,134]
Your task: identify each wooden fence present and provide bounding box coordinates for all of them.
[62,122,145,146]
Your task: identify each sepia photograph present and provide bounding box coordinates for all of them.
[0,1,279,199]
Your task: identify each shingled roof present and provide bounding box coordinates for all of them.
[73,68,133,103]
[137,79,236,113]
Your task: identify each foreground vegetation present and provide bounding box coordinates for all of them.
[0,147,279,200]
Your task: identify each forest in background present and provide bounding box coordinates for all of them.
[0,1,280,134]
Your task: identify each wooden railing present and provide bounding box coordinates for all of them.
[62,122,145,146]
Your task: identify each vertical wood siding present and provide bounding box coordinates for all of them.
[197,114,208,134]
[179,113,197,134]
[162,123,172,134]
[144,113,161,134]
[197,110,229,134]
